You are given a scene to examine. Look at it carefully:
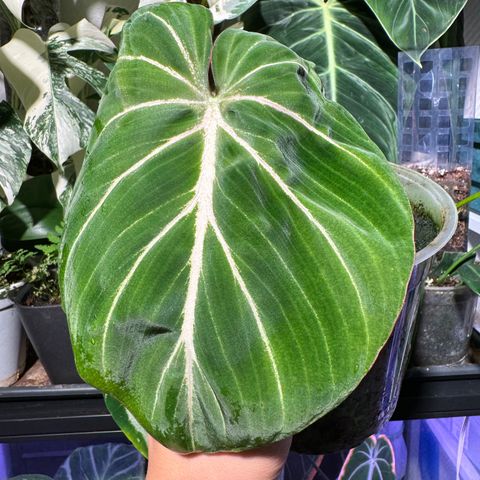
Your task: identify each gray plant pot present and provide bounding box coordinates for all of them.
[292,164,458,454]
[0,287,26,387]
[413,284,477,366]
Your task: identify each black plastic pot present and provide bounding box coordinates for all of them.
[292,165,458,454]
[15,289,82,384]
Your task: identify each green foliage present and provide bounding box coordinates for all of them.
[0,223,62,303]
[0,248,34,292]
[60,3,414,452]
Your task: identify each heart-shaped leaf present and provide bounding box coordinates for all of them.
[54,443,145,480]
[60,3,414,452]
[261,0,398,161]
[364,0,468,63]
[0,101,31,211]
[339,434,396,480]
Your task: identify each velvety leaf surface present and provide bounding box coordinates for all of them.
[262,0,398,160]
[105,394,149,458]
[0,101,31,211]
[60,3,414,452]
[54,443,145,480]
[208,0,258,23]
[364,0,468,62]
[338,435,396,479]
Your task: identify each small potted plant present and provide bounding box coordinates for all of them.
[413,245,480,367]
[0,248,33,386]
[14,226,82,384]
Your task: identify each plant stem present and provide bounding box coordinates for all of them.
[437,242,480,283]
[456,191,480,209]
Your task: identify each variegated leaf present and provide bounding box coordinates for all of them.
[364,0,468,63]
[0,28,107,170]
[60,3,414,452]
[262,0,398,161]
[2,0,24,22]
[0,101,31,211]
[49,19,116,55]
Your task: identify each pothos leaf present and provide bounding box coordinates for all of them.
[60,3,414,452]
[364,0,468,63]
[262,0,398,161]
[0,101,31,211]
[338,434,396,480]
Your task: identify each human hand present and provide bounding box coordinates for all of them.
[146,435,292,480]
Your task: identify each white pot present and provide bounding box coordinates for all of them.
[0,287,26,387]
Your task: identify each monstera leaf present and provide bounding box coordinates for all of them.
[364,0,468,63]
[0,101,31,212]
[60,3,414,452]
[0,21,114,171]
[261,0,398,161]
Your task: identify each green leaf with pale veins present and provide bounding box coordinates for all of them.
[105,394,149,458]
[60,3,414,452]
[261,0,398,161]
[208,0,258,23]
[339,435,396,479]
[364,0,468,63]
[0,101,31,212]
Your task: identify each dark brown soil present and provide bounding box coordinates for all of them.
[413,204,439,252]
[408,165,471,251]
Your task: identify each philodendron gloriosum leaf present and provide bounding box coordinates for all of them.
[0,101,31,211]
[208,0,258,23]
[138,0,256,24]
[338,435,396,480]
[364,0,468,63]
[0,22,114,171]
[262,0,398,161]
[60,3,414,452]
[104,394,149,458]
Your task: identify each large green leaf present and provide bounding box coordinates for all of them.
[364,0,468,63]
[60,3,414,452]
[261,0,398,161]
[0,101,31,212]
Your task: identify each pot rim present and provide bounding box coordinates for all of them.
[394,164,457,266]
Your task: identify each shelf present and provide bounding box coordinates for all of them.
[2,364,480,442]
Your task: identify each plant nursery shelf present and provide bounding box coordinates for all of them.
[1,364,480,442]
